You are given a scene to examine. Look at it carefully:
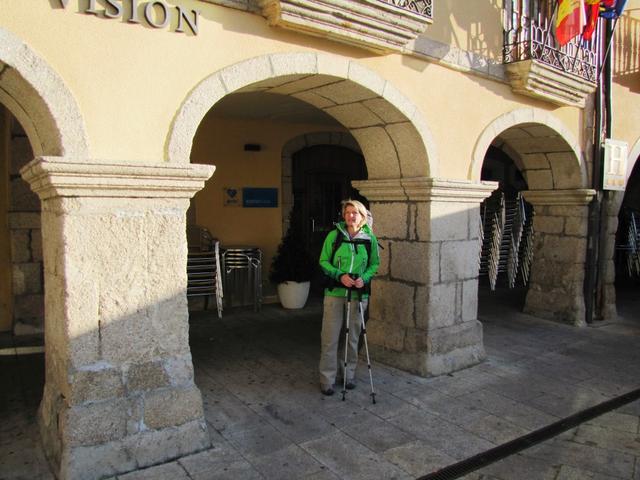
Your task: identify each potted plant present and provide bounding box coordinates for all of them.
[269,210,316,309]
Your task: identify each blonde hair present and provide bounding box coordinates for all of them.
[341,199,368,230]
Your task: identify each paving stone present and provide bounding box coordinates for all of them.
[463,413,530,445]
[525,438,636,479]
[573,423,640,456]
[190,459,264,480]
[301,431,412,480]
[386,409,495,460]
[554,464,623,480]
[178,443,244,476]
[222,421,294,459]
[249,444,325,479]
[382,440,455,477]
[475,453,558,480]
[338,415,416,453]
[117,462,190,480]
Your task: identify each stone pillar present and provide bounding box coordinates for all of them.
[353,177,496,377]
[21,157,215,480]
[522,189,596,326]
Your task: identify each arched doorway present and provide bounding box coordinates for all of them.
[171,53,492,379]
[473,109,593,325]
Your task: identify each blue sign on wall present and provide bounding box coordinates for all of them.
[242,188,278,208]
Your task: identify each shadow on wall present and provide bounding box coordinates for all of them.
[613,12,640,93]
[426,0,504,61]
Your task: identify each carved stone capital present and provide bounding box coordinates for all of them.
[522,188,596,206]
[20,157,215,200]
[353,177,498,203]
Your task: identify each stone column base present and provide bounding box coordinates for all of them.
[368,320,485,377]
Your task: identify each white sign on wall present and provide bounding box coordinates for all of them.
[603,139,628,191]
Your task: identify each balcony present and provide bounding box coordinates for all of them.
[503,1,599,107]
[258,0,433,54]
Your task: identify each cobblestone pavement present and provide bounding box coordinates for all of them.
[1,286,638,480]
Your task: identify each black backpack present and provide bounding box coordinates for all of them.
[323,230,373,292]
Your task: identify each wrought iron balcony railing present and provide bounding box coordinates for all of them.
[503,0,600,83]
[381,0,433,19]
[502,0,600,106]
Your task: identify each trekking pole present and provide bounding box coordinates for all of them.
[341,286,352,401]
[357,290,376,404]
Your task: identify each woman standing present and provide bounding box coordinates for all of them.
[318,199,379,396]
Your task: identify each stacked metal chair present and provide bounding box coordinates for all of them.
[186,225,224,317]
[618,210,640,279]
[479,191,535,290]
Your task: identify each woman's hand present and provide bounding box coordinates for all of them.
[340,274,364,289]
[340,274,355,288]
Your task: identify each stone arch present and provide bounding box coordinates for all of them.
[166,52,437,178]
[280,131,362,232]
[0,28,89,157]
[470,108,587,189]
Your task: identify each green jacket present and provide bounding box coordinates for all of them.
[319,222,380,298]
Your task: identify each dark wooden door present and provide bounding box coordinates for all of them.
[292,145,367,291]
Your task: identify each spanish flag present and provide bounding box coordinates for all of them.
[582,0,600,41]
[555,0,586,46]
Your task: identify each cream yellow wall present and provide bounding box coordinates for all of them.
[0,1,597,181]
[612,2,640,151]
[424,0,505,60]
[190,114,346,292]
[0,107,12,332]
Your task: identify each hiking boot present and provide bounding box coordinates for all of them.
[321,387,334,396]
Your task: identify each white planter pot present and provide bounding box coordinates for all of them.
[277,281,311,309]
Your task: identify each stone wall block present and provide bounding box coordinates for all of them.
[366,319,406,352]
[350,127,400,179]
[440,240,481,283]
[126,361,170,393]
[524,169,554,189]
[69,368,124,405]
[8,212,40,229]
[10,177,40,211]
[10,136,33,174]
[541,235,586,264]
[12,262,42,295]
[427,321,484,355]
[371,203,408,239]
[370,280,414,328]
[130,419,210,470]
[547,205,586,217]
[415,203,431,241]
[63,399,128,446]
[386,122,428,178]
[389,241,429,284]
[376,239,390,277]
[408,203,418,241]
[428,202,474,242]
[13,293,44,320]
[164,355,196,387]
[522,153,550,169]
[461,279,479,322]
[403,327,428,353]
[31,229,43,262]
[547,152,582,189]
[564,216,588,236]
[143,386,204,430]
[324,103,382,129]
[535,215,564,234]
[10,229,31,262]
[415,283,456,329]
